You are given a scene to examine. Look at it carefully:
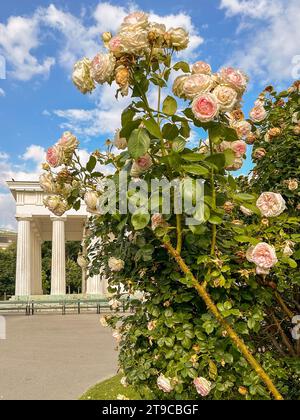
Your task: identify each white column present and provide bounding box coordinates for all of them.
[51,217,66,295]
[31,229,43,295]
[86,274,102,294]
[36,237,43,295]
[86,270,108,295]
[15,217,32,296]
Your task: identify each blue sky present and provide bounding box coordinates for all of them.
[0,0,299,229]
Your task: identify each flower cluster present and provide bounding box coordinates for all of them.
[72,11,189,97]
[173,64,248,123]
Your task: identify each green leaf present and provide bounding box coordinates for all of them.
[162,96,178,116]
[144,118,162,139]
[205,153,225,170]
[233,193,256,202]
[182,164,209,176]
[86,156,96,173]
[131,211,150,230]
[121,106,135,127]
[128,128,150,158]
[162,123,179,140]
[223,149,236,167]
[181,152,205,162]
[209,360,218,380]
[172,137,186,153]
[173,61,190,73]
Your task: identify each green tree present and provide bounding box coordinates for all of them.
[0,243,16,297]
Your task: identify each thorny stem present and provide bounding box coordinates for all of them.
[163,240,284,400]
[208,135,217,257]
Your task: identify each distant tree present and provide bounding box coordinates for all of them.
[0,243,16,297]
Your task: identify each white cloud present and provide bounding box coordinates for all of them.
[220,0,300,84]
[0,88,5,97]
[21,144,46,163]
[0,144,45,190]
[0,13,55,81]
[220,0,283,19]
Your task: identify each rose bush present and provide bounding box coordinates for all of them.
[40,11,299,400]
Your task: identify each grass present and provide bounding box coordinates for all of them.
[80,374,145,400]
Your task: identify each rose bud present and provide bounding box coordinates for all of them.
[223,201,235,214]
[253,148,267,160]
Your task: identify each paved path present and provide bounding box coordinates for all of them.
[0,314,118,400]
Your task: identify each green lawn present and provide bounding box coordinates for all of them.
[80,374,145,400]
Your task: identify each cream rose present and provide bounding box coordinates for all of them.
[58,131,79,155]
[120,11,149,32]
[250,105,267,122]
[256,192,286,217]
[43,195,68,217]
[213,85,238,112]
[172,75,189,99]
[233,120,252,139]
[165,27,189,50]
[72,58,95,94]
[192,61,212,75]
[109,30,149,56]
[157,375,173,393]
[46,145,64,168]
[246,242,278,275]
[148,23,166,45]
[108,257,125,272]
[183,74,214,99]
[114,129,127,150]
[219,67,248,92]
[286,178,299,191]
[193,377,212,397]
[192,93,219,122]
[90,52,116,84]
[39,173,56,194]
[84,191,99,211]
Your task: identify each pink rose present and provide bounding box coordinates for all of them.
[225,157,243,171]
[219,140,246,158]
[46,145,64,168]
[131,154,152,177]
[250,105,267,122]
[231,140,247,157]
[192,93,219,122]
[256,192,286,217]
[193,377,212,397]
[246,242,278,275]
[219,67,248,92]
[192,61,212,75]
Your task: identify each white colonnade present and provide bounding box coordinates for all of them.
[9,181,107,298]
